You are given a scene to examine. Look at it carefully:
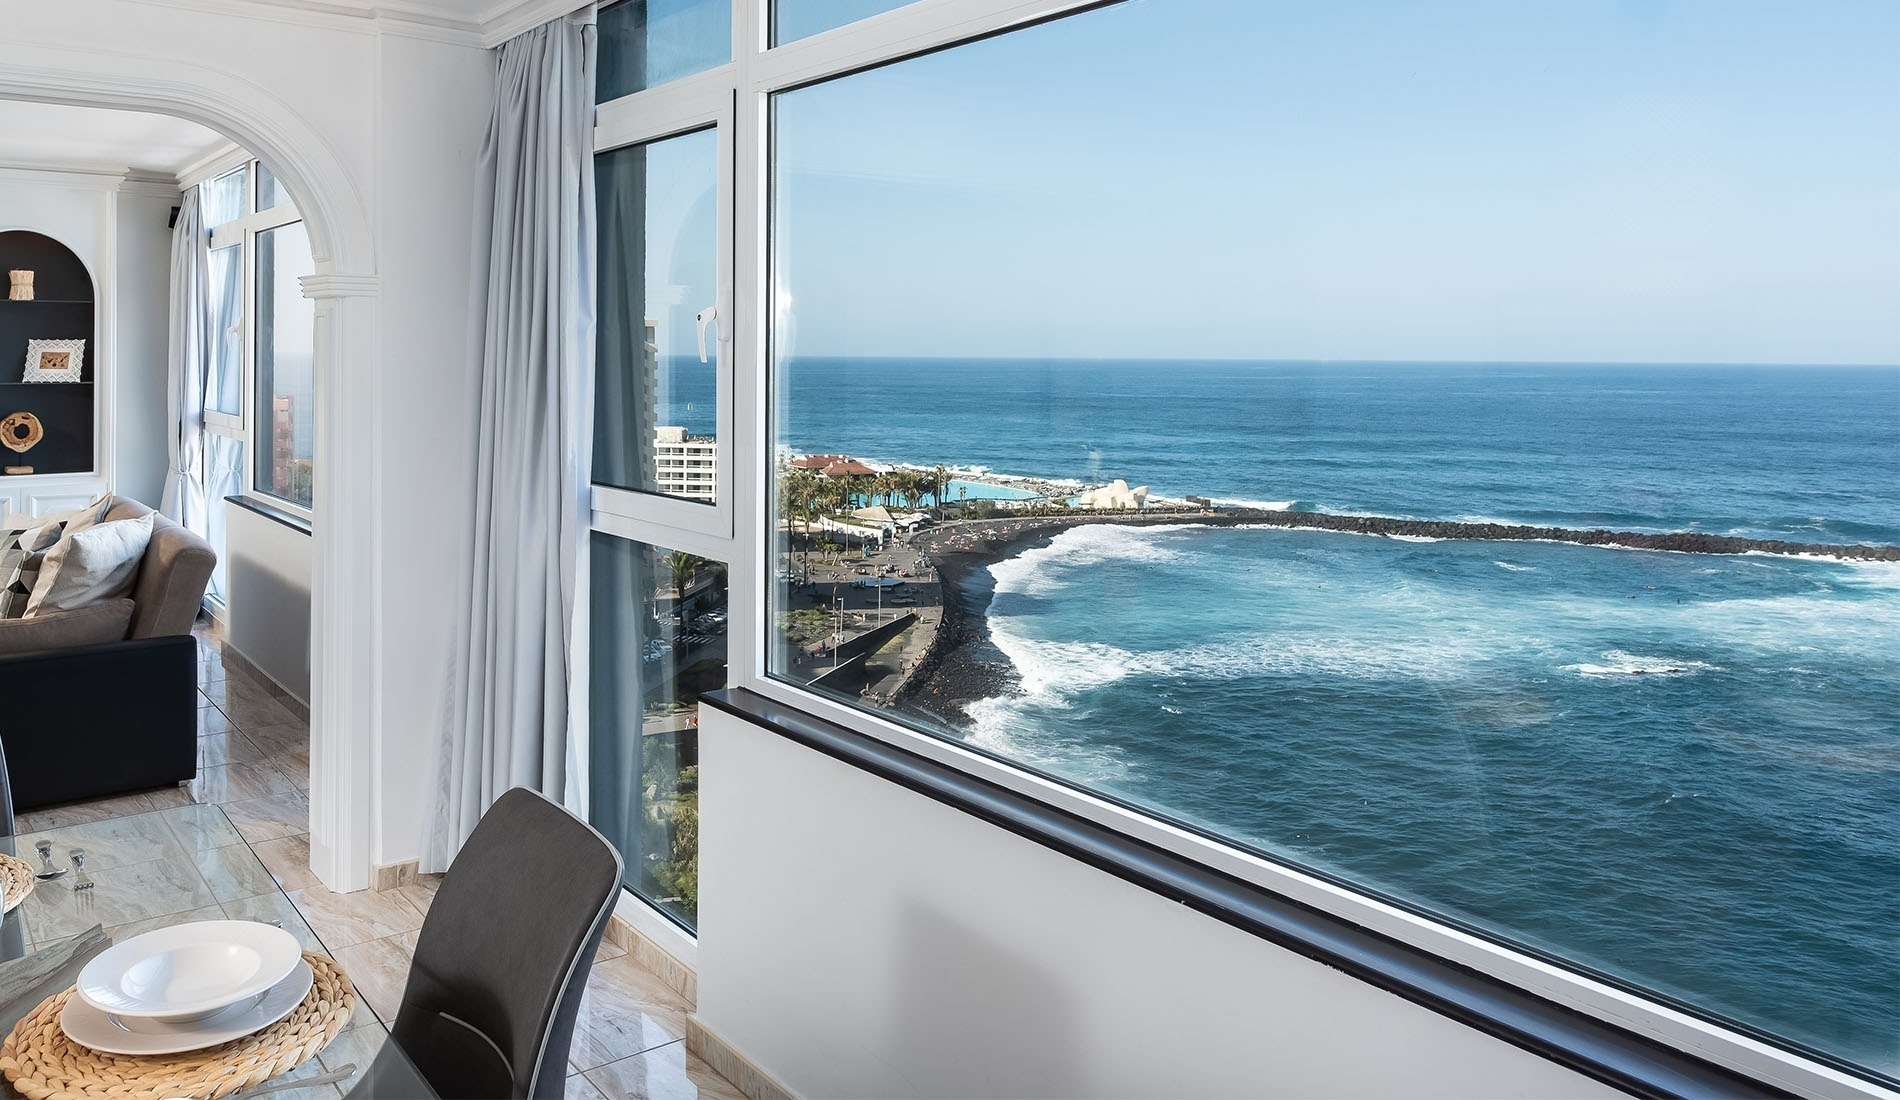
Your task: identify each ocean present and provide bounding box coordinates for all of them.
[761,357,1900,1074]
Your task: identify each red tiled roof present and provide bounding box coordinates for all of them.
[792,454,876,477]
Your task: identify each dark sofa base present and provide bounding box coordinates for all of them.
[0,635,199,811]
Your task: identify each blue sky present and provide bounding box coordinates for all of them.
[652,0,1900,364]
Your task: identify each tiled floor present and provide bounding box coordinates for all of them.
[11,622,740,1100]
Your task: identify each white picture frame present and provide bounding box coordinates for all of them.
[23,339,85,383]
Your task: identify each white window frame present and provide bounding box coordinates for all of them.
[590,87,737,547]
[588,3,1890,1095]
[202,161,313,520]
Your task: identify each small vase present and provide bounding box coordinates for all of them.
[6,271,31,302]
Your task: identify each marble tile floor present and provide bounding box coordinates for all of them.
[6,622,737,1100]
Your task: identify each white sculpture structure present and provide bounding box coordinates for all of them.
[1074,479,1148,510]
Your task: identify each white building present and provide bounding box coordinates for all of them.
[653,425,716,501]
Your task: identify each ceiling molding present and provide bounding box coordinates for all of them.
[176,142,250,190]
[478,0,591,48]
[0,163,134,193]
[118,0,487,48]
[121,170,187,199]
[113,0,593,51]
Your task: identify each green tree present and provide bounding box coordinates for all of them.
[663,550,703,626]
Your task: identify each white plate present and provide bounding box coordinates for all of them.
[61,959,313,1056]
[76,921,302,1019]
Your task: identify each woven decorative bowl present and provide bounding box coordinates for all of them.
[0,951,356,1100]
[0,853,35,913]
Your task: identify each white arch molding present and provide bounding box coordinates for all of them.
[0,51,383,891]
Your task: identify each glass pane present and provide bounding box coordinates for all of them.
[254,222,316,507]
[256,162,293,211]
[770,0,1900,1080]
[202,166,248,226]
[589,532,728,931]
[598,0,731,100]
[202,434,244,603]
[205,244,243,417]
[773,0,915,45]
[594,128,719,505]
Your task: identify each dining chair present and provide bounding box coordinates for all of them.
[0,736,15,835]
[360,787,624,1100]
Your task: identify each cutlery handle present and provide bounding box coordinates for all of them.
[232,1063,357,1098]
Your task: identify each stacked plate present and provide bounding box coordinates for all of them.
[61,921,310,1055]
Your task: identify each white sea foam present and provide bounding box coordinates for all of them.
[1211,497,1298,511]
[1494,561,1537,572]
[1156,634,1481,684]
[1564,650,1722,678]
[989,524,1193,598]
[1386,534,1444,543]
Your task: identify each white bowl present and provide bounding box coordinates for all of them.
[77,920,302,1020]
[63,959,313,1055]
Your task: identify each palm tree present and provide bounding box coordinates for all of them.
[778,466,820,582]
[664,550,704,627]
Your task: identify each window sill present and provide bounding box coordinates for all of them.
[225,494,312,535]
[703,686,1785,1100]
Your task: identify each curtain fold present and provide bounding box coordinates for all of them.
[160,190,209,533]
[423,11,598,872]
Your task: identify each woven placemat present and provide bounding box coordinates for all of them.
[0,853,34,913]
[0,951,355,1100]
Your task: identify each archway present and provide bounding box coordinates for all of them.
[0,54,383,890]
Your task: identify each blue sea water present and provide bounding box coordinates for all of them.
[772,357,1900,545]
[766,358,1900,1074]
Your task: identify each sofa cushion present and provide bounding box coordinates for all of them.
[0,524,62,620]
[0,598,134,654]
[24,513,155,616]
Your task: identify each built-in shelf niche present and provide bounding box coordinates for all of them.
[0,230,95,476]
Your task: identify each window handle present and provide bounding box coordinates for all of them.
[695,305,718,363]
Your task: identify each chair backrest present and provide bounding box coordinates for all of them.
[392,788,624,1099]
[0,734,14,835]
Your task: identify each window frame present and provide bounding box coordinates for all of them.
[589,3,1892,1094]
[202,161,313,519]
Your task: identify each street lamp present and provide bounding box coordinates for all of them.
[834,596,845,669]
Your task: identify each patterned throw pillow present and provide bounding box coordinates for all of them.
[0,523,65,619]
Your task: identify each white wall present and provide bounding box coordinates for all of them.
[226,503,312,701]
[111,184,174,507]
[366,31,493,870]
[698,706,1621,1100]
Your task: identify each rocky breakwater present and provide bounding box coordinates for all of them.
[1222,508,1900,562]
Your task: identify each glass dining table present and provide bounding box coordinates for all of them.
[0,802,436,1098]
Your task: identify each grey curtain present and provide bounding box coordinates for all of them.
[160,189,208,534]
[423,11,597,871]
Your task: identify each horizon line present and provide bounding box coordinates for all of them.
[756,355,1900,369]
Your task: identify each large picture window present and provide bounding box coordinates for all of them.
[593,0,1899,1086]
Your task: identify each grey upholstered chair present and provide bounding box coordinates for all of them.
[0,735,15,835]
[361,788,624,1099]
[0,738,23,963]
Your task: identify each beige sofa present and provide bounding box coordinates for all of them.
[0,495,217,808]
